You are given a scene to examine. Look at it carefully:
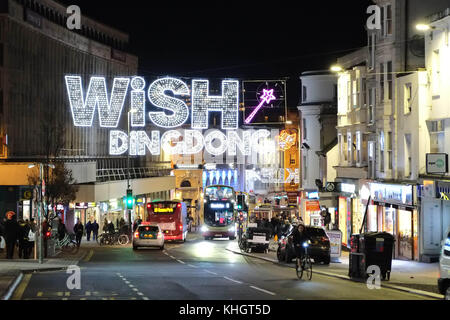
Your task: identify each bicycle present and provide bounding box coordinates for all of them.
[98,231,129,245]
[54,233,78,254]
[295,241,312,280]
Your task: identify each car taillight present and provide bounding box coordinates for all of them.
[147,203,152,209]
[46,232,51,238]
[321,236,329,242]
[134,232,139,239]
[177,203,181,209]
[179,225,183,231]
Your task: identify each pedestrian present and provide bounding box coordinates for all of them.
[4,211,19,259]
[103,217,109,233]
[57,218,67,241]
[86,220,92,241]
[27,218,36,259]
[74,219,84,247]
[107,220,115,234]
[92,220,99,241]
[18,219,30,259]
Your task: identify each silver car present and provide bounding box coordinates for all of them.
[133,224,164,250]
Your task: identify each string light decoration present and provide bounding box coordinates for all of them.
[130,77,146,127]
[161,130,184,155]
[109,130,128,155]
[204,130,228,156]
[227,130,251,156]
[251,129,275,154]
[191,80,239,130]
[277,130,297,151]
[137,130,160,155]
[148,77,190,128]
[65,76,129,128]
[129,131,138,155]
[183,130,204,154]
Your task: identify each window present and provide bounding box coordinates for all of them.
[368,141,375,179]
[387,61,393,100]
[338,133,343,164]
[368,33,376,70]
[405,134,412,178]
[347,80,351,111]
[387,131,393,170]
[380,63,385,102]
[347,132,352,165]
[404,83,412,114]
[380,132,385,173]
[356,131,361,164]
[352,79,360,108]
[368,87,376,123]
[432,50,440,97]
[385,5,393,36]
[302,86,307,102]
[302,118,307,140]
[430,120,445,153]
[303,154,307,181]
[361,78,367,106]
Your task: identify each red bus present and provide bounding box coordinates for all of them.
[146,201,188,242]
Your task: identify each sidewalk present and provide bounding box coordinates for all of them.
[0,243,89,300]
[227,241,444,299]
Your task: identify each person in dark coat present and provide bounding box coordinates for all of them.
[74,219,84,247]
[4,211,19,259]
[18,219,31,259]
[85,220,92,241]
[107,221,115,234]
[57,219,67,241]
[91,220,99,241]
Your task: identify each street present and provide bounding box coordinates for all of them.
[11,235,433,300]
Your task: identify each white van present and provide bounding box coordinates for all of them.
[438,226,450,296]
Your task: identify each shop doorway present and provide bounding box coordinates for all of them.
[398,209,416,260]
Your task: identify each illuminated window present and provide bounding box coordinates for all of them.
[380,63,385,102]
[379,131,385,173]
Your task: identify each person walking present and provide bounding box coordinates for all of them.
[57,218,67,241]
[4,211,19,259]
[85,220,92,241]
[107,220,115,234]
[27,218,36,259]
[92,220,99,241]
[18,219,30,259]
[74,219,84,247]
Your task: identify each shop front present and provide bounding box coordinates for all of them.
[370,182,418,261]
[336,181,359,248]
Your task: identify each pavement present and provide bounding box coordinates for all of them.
[226,239,444,299]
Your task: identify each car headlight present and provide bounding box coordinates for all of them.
[201,225,208,233]
[229,226,235,232]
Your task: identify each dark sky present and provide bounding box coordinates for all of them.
[59,0,373,107]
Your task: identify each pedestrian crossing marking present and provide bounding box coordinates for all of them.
[80,298,87,300]
[62,298,68,300]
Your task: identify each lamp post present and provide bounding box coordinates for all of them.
[28,162,55,264]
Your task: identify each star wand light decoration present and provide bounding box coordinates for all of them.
[244,88,277,124]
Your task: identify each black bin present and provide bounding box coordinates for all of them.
[348,234,364,278]
[359,232,395,280]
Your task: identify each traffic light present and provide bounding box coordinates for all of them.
[126,189,133,209]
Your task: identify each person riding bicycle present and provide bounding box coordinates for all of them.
[292,223,310,261]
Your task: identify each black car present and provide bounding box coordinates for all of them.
[276,226,331,264]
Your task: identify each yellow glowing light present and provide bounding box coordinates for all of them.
[416,24,431,31]
[277,130,297,151]
[330,65,343,72]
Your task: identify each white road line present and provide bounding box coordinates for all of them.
[204,270,217,275]
[142,297,149,300]
[249,286,276,296]
[132,288,139,292]
[176,259,185,264]
[223,276,243,284]
[128,284,135,288]
[137,292,144,296]
[187,264,198,268]
[169,255,176,259]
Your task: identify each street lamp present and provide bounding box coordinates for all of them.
[127,108,137,231]
[330,65,343,73]
[28,162,55,264]
[416,23,448,46]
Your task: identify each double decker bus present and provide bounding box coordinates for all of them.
[201,185,237,240]
[146,200,188,242]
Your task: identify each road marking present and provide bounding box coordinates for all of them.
[223,276,243,284]
[65,292,70,297]
[83,249,94,262]
[56,292,63,297]
[85,291,91,296]
[37,292,43,297]
[125,281,130,284]
[249,286,276,296]
[62,298,68,300]
[137,292,144,296]
[80,298,87,300]
[132,288,138,292]
[11,273,32,300]
[176,259,185,264]
[169,255,176,259]
[204,270,217,276]
[142,297,149,300]
[187,264,198,268]
[128,284,135,288]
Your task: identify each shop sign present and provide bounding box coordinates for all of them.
[426,153,448,174]
[88,202,96,208]
[370,183,413,206]
[437,181,450,201]
[340,183,356,194]
[287,192,299,204]
[326,230,342,258]
[305,191,319,199]
[305,200,320,211]
[75,202,88,209]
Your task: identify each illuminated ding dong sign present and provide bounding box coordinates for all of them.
[65,75,279,156]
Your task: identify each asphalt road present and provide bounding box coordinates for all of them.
[11,234,433,300]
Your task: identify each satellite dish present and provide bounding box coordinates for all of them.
[409,34,425,57]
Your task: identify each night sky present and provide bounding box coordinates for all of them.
[58,0,373,107]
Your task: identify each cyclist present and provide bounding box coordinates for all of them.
[292,223,310,262]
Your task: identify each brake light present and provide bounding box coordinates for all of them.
[321,236,329,242]
[147,203,152,209]
[179,225,183,231]
[46,232,51,238]
[177,203,181,209]
[134,232,139,239]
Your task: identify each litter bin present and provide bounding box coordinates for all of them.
[359,232,395,280]
[349,234,364,278]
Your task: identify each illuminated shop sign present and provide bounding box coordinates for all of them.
[370,183,413,206]
[306,191,319,199]
[340,183,356,194]
[65,76,283,156]
[210,202,229,209]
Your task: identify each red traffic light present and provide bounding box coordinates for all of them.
[176,203,181,208]
[147,203,152,209]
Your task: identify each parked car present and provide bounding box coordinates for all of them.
[132,223,164,250]
[277,226,331,264]
[438,226,450,295]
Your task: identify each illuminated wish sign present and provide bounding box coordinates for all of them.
[65,75,279,156]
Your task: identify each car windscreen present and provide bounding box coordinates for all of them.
[306,227,326,237]
[138,226,159,233]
